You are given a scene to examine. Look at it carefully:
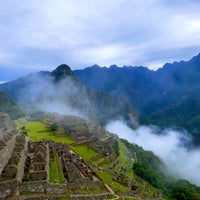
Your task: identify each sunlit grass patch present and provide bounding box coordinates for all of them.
[94,169,128,193]
[26,121,74,144]
[70,144,99,161]
[49,153,65,184]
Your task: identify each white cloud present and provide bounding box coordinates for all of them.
[0,0,200,78]
[106,120,200,185]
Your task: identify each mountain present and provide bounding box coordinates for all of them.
[0,65,138,127]
[74,64,156,113]
[0,92,24,119]
[74,53,200,139]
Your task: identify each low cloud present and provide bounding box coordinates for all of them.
[106,120,200,185]
[16,72,91,120]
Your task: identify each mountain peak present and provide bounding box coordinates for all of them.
[51,64,73,81]
[190,52,200,63]
[109,64,118,69]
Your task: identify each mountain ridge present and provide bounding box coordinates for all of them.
[74,53,200,140]
[0,65,139,128]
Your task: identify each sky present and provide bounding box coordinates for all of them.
[0,0,200,81]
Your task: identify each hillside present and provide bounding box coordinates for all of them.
[0,65,138,128]
[74,53,200,140]
[1,112,199,199]
[0,112,164,199]
[0,92,24,119]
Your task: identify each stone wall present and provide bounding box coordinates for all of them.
[67,179,104,190]
[24,141,49,182]
[0,180,18,198]
[0,135,16,174]
[70,193,109,200]
[0,113,18,174]
[20,181,67,194]
[16,135,28,182]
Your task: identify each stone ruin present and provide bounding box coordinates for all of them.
[0,113,26,198]
[60,119,117,161]
[0,113,18,174]
[23,141,49,182]
[0,113,108,199]
[0,134,27,182]
[48,141,104,190]
[0,112,163,199]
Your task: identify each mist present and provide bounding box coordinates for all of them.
[106,120,200,185]
[16,72,92,120]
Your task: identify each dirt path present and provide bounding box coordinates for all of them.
[104,184,120,199]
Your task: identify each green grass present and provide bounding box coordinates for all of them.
[55,153,65,183]
[94,169,128,193]
[24,121,99,162]
[20,191,35,195]
[100,162,112,168]
[26,121,74,144]
[70,144,99,162]
[118,140,132,169]
[49,159,60,183]
[93,157,105,164]
[49,153,65,184]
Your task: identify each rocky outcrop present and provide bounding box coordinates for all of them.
[0,113,18,174]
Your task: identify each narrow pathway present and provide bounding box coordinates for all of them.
[104,184,120,199]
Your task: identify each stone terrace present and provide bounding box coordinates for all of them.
[23,141,49,182]
[0,119,108,199]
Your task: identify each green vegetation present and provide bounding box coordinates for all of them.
[94,169,129,192]
[112,139,119,156]
[117,139,133,170]
[133,162,164,190]
[26,121,74,144]
[19,126,28,135]
[70,144,98,162]
[50,122,58,131]
[17,117,200,199]
[170,180,200,200]
[0,92,25,119]
[49,153,65,184]
[119,139,200,199]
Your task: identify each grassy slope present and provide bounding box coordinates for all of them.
[26,121,74,144]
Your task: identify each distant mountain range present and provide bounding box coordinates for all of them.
[0,65,138,127]
[1,53,200,143]
[74,53,200,140]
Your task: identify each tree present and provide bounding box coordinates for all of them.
[50,123,58,132]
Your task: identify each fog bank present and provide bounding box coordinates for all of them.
[106,120,200,185]
[17,72,91,120]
